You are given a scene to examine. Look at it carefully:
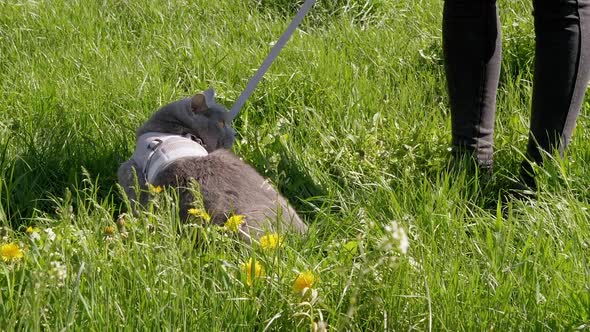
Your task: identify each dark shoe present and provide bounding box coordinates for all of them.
[504,179,537,201]
[519,159,538,191]
[501,160,538,201]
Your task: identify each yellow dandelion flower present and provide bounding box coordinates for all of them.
[224,214,245,232]
[1,243,24,262]
[104,226,116,236]
[293,270,315,293]
[259,233,283,250]
[188,208,211,222]
[241,258,264,286]
[148,184,163,194]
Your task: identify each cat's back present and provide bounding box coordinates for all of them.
[154,149,274,203]
[153,149,306,236]
[155,149,261,184]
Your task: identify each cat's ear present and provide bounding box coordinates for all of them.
[191,88,217,113]
[191,93,207,114]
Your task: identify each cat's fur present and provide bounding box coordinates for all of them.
[118,89,307,241]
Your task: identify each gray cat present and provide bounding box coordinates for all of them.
[118,89,307,241]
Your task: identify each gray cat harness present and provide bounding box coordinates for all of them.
[132,132,208,184]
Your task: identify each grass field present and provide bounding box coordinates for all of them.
[1,0,590,330]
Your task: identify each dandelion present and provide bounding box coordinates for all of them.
[259,233,283,250]
[148,184,163,194]
[224,214,245,232]
[241,258,264,286]
[293,270,315,293]
[45,228,56,242]
[26,226,39,234]
[188,208,211,222]
[104,226,116,236]
[1,243,24,262]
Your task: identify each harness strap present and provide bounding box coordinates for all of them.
[145,136,208,183]
[132,133,208,184]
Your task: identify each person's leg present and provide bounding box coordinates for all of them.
[523,0,590,187]
[443,0,501,170]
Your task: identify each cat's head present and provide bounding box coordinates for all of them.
[137,89,237,152]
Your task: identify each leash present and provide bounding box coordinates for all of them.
[229,0,317,119]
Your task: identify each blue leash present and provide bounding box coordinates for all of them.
[229,0,317,119]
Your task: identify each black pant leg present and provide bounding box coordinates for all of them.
[523,0,590,183]
[443,0,501,168]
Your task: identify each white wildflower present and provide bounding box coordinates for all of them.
[383,222,409,255]
[74,229,86,242]
[397,228,409,254]
[45,228,56,242]
[30,232,41,242]
[50,261,67,287]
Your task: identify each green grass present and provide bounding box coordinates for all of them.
[1,0,590,330]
